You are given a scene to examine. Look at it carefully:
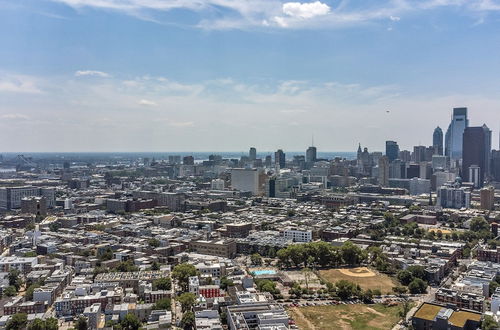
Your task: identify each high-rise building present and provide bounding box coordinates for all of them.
[446,107,469,160]
[183,156,195,165]
[378,156,389,187]
[437,185,471,209]
[264,155,272,167]
[433,127,444,155]
[413,146,427,163]
[306,146,317,163]
[462,125,491,187]
[385,141,399,162]
[230,168,262,195]
[274,149,285,169]
[432,155,447,171]
[480,186,495,210]
[399,150,412,162]
[492,150,500,182]
[249,147,257,161]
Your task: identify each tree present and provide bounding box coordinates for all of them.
[45,318,58,330]
[178,292,197,312]
[172,263,198,291]
[482,315,499,330]
[220,277,234,290]
[397,270,414,286]
[153,298,171,310]
[153,278,172,291]
[470,216,489,232]
[302,268,312,290]
[407,265,427,281]
[341,241,364,265]
[115,260,139,272]
[148,238,160,248]
[8,269,22,291]
[400,299,412,325]
[27,319,45,330]
[393,286,408,295]
[75,316,88,330]
[408,278,427,294]
[4,286,17,297]
[336,280,359,300]
[25,281,43,301]
[151,261,160,271]
[289,282,303,298]
[250,253,263,266]
[121,313,141,330]
[181,311,195,330]
[360,289,374,303]
[6,313,28,330]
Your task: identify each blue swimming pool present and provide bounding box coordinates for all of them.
[253,270,277,276]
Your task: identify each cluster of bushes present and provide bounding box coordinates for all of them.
[396,266,428,294]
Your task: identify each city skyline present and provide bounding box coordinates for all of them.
[2,1,500,151]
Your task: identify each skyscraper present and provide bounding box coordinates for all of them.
[249,147,257,161]
[491,150,500,182]
[446,107,469,160]
[385,141,399,162]
[433,127,444,155]
[274,149,285,169]
[378,156,389,187]
[462,124,491,187]
[306,146,317,163]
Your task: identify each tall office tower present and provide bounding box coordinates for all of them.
[433,126,444,155]
[413,146,427,163]
[306,146,317,163]
[445,123,451,157]
[446,107,469,160]
[385,141,399,162]
[249,147,257,161]
[462,125,491,187]
[399,150,412,162]
[389,159,404,179]
[274,149,286,169]
[378,156,390,187]
[264,155,272,167]
[231,168,261,195]
[183,156,194,165]
[492,150,500,182]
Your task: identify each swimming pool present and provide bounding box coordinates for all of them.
[253,269,277,276]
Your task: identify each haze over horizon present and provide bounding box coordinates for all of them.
[1,0,500,152]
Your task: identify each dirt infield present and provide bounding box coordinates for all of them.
[428,228,452,235]
[319,267,398,294]
[338,267,376,278]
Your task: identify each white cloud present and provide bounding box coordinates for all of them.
[0,114,30,120]
[75,70,110,78]
[0,75,42,94]
[282,1,330,19]
[47,0,500,30]
[139,99,157,106]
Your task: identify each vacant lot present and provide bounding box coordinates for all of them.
[319,267,398,294]
[288,304,403,330]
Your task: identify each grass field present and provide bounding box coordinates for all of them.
[288,304,404,330]
[318,267,398,294]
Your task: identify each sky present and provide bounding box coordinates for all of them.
[1,0,500,152]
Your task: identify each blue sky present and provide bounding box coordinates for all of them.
[1,0,500,152]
